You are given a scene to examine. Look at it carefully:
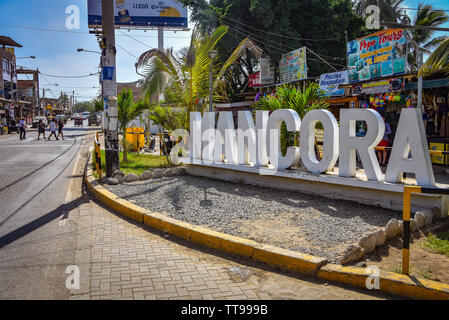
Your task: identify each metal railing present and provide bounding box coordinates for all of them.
[402,185,449,275]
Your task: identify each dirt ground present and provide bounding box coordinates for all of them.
[348,219,449,284]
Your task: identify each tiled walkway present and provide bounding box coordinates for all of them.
[69,197,394,300]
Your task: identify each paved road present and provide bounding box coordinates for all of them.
[0,120,97,299]
[0,120,397,300]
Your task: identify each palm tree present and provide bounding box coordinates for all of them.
[255,83,329,153]
[117,88,148,162]
[408,3,449,70]
[136,25,262,118]
[355,0,405,24]
[419,38,449,76]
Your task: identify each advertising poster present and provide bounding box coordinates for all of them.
[248,72,261,87]
[260,58,275,85]
[347,29,407,83]
[279,47,307,83]
[88,0,188,28]
[319,70,348,97]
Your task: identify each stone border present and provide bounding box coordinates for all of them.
[84,152,449,300]
[341,209,442,265]
[101,166,186,185]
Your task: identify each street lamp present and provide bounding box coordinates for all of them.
[77,48,101,54]
[16,56,36,60]
[208,50,218,112]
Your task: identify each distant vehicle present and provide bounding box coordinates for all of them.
[74,116,83,127]
[81,111,91,120]
[88,114,99,126]
[32,116,48,128]
[55,114,67,124]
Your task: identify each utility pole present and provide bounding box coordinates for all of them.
[102,0,119,177]
[72,90,75,114]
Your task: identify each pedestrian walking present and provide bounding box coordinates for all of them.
[37,119,46,140]
[48,119,59,140]
[18,117,27,140]
[57,119,64,140]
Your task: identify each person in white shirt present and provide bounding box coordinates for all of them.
[18,117,27,140]
[48,119,59,140]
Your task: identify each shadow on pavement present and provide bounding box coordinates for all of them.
[0,197,89,250]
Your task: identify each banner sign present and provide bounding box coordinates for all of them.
[319,70,348,96]
[248,72,261,88]
[352,78,404,95]
[260,58,275,85]
[87,0,188,28]
[347,29,407,83]
[279,47,307,83]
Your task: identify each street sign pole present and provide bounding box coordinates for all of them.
[102,0,119,177]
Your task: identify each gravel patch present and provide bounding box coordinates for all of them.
[104,175,400,263]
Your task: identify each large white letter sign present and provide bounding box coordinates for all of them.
[214,112,237,164]
[190,112,202,164]
[237,111,257,165]
[256,111,270,166]
[300,109,339,174]
[385,108,435,186]
[339,109,384,181]
[170,129,190,165]
[266,109,301,170]
[201,112,216,163]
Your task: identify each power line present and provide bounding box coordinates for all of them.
[38,71,100,78]
[118,29,152,48]
[398,7,449,12]
[116,43,139,59]
[221,16,340,42]
[0,23,191,38]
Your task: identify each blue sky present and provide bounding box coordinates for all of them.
[0,0,192,101]
[0,0,448,101]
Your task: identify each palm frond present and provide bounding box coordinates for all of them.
[419,37,449,76]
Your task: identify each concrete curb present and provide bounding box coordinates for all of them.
[84,154,449,300]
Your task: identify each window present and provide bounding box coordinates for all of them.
[2,58,9,72]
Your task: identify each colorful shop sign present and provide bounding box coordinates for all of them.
[352,78,404,95]
[279,47,307,83]
[347,29,407,83]
[319,70,348,96]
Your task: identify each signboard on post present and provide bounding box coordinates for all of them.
[319,70,348,97]
[87,0,188,28]
[248,72,261,88]
[279,47,307,83]
[347,29,407,83]
[260,57,275,85]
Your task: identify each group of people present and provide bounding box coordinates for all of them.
[37,118,65,141]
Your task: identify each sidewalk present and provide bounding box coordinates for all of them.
[68,195,394,300]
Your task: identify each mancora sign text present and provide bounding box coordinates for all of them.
[170,108,435,187]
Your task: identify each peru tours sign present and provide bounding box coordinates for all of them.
[347,29,407,83]
[170,108,435,187]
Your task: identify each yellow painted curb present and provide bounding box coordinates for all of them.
[317,264,449,300]
[253,244,327,277]
[84,153,449,300]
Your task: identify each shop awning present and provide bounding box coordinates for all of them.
[405,78,449,90]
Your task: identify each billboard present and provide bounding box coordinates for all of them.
[279,47,307,83]
[319,70,348,97]
[347,29,407,83]
[87,0,188,28]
